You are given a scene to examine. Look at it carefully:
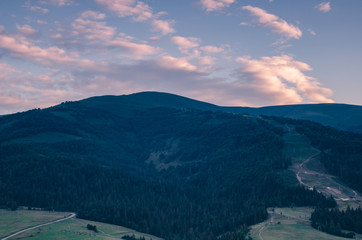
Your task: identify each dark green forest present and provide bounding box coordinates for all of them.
[311,207,362,238]
[265,115,362,193]
[0,96,346,240]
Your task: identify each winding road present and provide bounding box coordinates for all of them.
[1,213,76,240]
[258,223,267,240]
[296,153,319,188]
[295,152,362,207]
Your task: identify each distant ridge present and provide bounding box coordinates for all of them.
[106,92,362,132]
[45,91,362,133]
[126,91,221,111]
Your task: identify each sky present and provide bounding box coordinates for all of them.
[0,0,361,114]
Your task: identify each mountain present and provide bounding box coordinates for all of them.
[118,92,362,133]
[229,103,362,133]
[2,92,362,239]
[0,93,342,240]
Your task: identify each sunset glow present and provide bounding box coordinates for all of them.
[0,0,361,114]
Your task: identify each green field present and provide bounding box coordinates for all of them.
[0,209,162,240]
[283,126,319,165]
[0,209,69,238]
[249,207,357,240]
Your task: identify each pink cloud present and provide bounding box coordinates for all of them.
[72,17,116,41]
[158,56,201,72]
[16,24,39,36]
[49,33,63,39]
[96,0,175,35]
[200,45,224,53]
[0,65,78,114]
[37,20,48,25]
[69,12,160,57]
[242,5,302,41]
[171,36,201,54]
[236,55,334,104]
[80,10,106,20]
[200,0,235,12]
[29,6,48,13]
[39,0,74,6]
[198,56,215,65]
[151,19,175,35]
[308,29,317,36]
[0,63,15,79]
[23,2,49,13]
[315,2,331,13]
[95,0,151,21]
[107,36,161,56]
[0,26,104,70]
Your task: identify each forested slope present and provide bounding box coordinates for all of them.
[0,96,337,240]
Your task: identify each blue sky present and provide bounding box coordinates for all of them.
[0,0,361,114]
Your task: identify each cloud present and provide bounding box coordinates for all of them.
[0,67,78,114]
[16,24,39,36]
[95,0,175,35]
[151,19,175,35]
[37,20,48,25]
[80,10,106,20]
[0,63,15,79]
[315,2,331,12]
[0,25,104,70]
[72,14,116,41]
[69,12,161,57]
[107,36,161,56]
[39,0,74,6]
[23,1,48,13]
[198,56,215,65]
[200,45,224,53]
[95,0,152,21]
[171,36,201,54]
[200,0,235,12]
[242,5,302,41]
[308,29,316,36]
[28,6,48,13]
[236,55,334,104]
[158,56,201,72]
[0,53,334,115]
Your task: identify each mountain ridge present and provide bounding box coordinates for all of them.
[5,91,362,133]
[77,91,362,132]
[0,92,341,240]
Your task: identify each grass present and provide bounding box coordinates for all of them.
[283,127,318,164]
[249,207,356,240]
[0,209,69,238]
[0,209,162,240]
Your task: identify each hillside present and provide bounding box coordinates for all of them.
[117,92,362,133]
[0,94,340,240]
[0,209,160,240]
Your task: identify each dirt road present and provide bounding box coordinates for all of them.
[1,213,75,240]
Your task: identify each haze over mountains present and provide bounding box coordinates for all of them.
[1,91,362,239]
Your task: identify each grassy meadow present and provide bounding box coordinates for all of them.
[0,209,161,240]
[249,207,357,240]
